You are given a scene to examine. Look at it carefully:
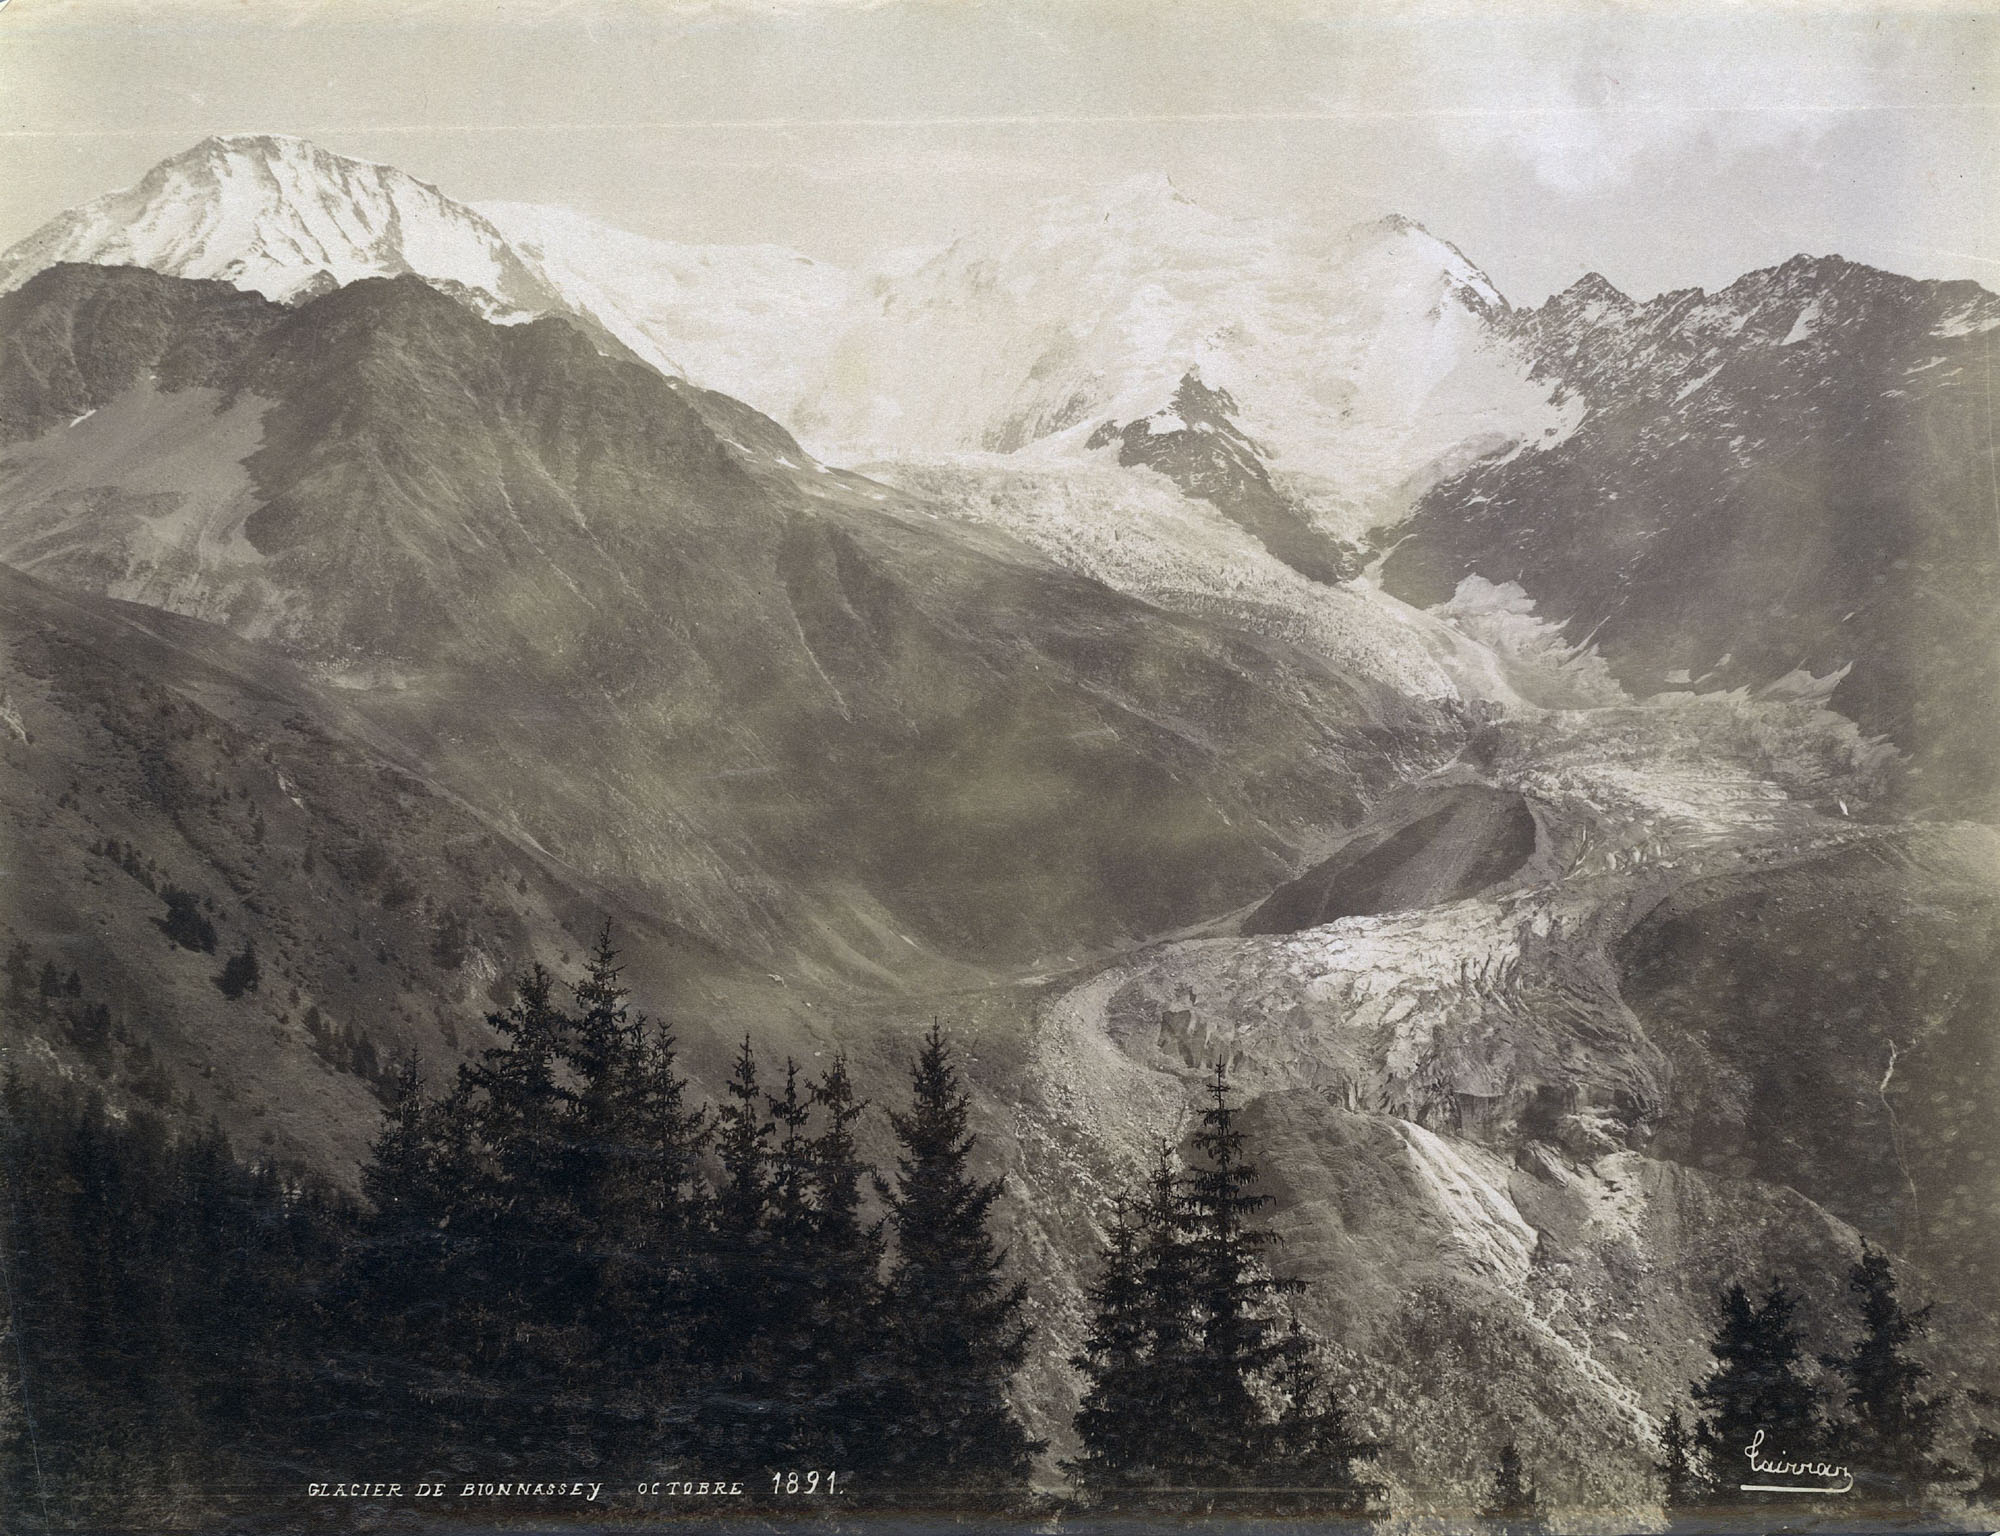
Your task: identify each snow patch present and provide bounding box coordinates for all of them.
[1932,303,2000,338]
[1781,301,1821,346]
[1673,365,1723,403]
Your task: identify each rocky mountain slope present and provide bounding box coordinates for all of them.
[1382,258,2000,818]
[0,262,1456,984]
[1004,694,2000,1506]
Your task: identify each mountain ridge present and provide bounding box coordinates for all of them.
[1382,245,2000,817]
[1,137,1563,510]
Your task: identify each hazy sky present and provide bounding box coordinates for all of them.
[3,0,1996,304]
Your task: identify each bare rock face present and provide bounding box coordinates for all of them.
[1087,372,1362,585]
[1383,256,2000,818]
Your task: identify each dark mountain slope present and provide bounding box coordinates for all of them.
[1243,781,1540,934]
[1381,257,2000,816]
[0,264,1458,975]
[1618,831,2000,1306]
[0,562,699,1175]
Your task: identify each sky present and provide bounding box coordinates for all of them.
[2,0,1996,305]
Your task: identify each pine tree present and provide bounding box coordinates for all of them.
[360,1052,443,1230]
[714,1035,772,1241]
[613,1007,709,1392]
[157,887,216,953]
[798,1056,883,1460]
[626,1022,708,1238]
[549,924,683,1404]
[1127,1144,1205,1489]
[459,966,575,1240]
[349,1049,469,1395]
[559,925,637,1242]
[1266,1314,1384,1517]
[1480,1440,1542,1530]
[1069,1075,1376,1515]
[1656,1406,1703,1509]
[616,1026,710,1458]
[700,1034,775,1462]
[1067,1195,1156,1492]
[1182,1063,1295,1482]
[1822,1240,1960,1509]
[214,939,259,998]
[758,1057,818,1457]
[876,1023,1041,1496]
[420,963,599,1417]
[1690,1277,1827,1501]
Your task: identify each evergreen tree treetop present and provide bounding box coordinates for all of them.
[1067,1067,1383,1516]
[714,1033,772,1240]
[360,1051,437,1227]
[1655,1405,1704,1510]
[808,1055,874,1256]
[1822,1240,1961,1509]
[1183,1064,1297,1477]
[876,1021,1040,1492]
[1688,1273,1832,1508]
[1481,1440,1540,1524]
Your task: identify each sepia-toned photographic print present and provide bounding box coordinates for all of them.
[1,0,1997,1530]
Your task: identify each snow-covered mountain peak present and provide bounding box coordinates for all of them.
[1352,213,1509,313]
[1547,271,1633,313]
[6,138,1569,523]
[1070,170,1208,227]
[475,199,859,393]
[0,134,558,317]
[770,185,1561,497]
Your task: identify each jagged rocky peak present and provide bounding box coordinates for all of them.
[0,133,558,318]
[1089,368,1361,586]
[1543,270,1634,317]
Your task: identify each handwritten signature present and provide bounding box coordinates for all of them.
[1740,1429,1853,1494]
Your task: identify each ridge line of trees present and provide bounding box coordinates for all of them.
[7,930,1994,1528]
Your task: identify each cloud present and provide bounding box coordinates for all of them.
[1316,7,1947,195]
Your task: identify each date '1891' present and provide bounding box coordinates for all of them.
[771,1470,842,1495]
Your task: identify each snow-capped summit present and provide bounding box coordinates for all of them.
[787,184,1565,515]
[3,137,1572,517]
[495,169,1567,508]
[0,134,559,318]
